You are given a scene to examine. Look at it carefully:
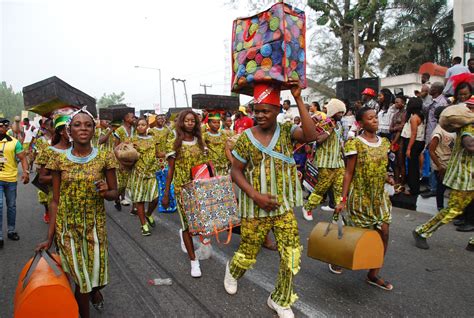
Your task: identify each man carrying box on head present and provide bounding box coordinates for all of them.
[223,82,317,318]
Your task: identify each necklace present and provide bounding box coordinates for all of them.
[72,147,93,157]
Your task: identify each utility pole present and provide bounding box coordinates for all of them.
[171,78,177,108]
[353,19,360,79]
[171,78,189,108]
[200,83,212,94]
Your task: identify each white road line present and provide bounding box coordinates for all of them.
[154,215,328,318]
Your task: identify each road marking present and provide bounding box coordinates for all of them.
[154,215,328,318]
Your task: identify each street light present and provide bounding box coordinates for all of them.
[134,65,162,113]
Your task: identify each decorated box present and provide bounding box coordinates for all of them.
[231,2,306,96]
[181,175,240,238]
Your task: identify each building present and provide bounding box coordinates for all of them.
[380,73,444,97]
[453,0,474,64]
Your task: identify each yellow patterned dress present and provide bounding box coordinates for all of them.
[344,136,392,229]
[46,148,118,293]
[34,136,51,205]
[35,145,69,205]
[149,126,170,171]
[166,136,208,230]
[203,131,230,175]
[128,135,159,203]
[114,125,136,193]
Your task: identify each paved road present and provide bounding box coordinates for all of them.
[1,181,473,317]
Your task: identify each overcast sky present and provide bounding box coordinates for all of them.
[1,0,277,113]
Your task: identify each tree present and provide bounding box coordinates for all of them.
[0,82,24,120]
[379,0,454,75]
[97,92,125,109]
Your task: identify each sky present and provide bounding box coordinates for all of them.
[1,0,278,113]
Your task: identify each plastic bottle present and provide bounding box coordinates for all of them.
[148,278,172,286]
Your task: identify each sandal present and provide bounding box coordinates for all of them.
[328,264,343,275]
[90,290,104,310]
[366,275,393,291]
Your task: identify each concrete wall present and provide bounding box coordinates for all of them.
[453,0,474,59]
[380,73,444,97]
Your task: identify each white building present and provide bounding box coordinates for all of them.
[453,0,474,64]
[380,73,445,97]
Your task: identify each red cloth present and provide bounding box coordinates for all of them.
[234,116,254,134]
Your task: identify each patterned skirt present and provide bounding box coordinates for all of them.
[116,168,131,193]
[128,170,158,203]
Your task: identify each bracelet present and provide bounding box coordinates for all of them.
[340,196,347,203]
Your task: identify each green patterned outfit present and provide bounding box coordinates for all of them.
[304,122,344,211]
[128,135,158,203]
[416,124,474,245]
[97,128,115,153]
[114,125,136,193]
[230,123,303,308]
[46,148,118,293]
[36,145,69,205]
[166,136,208,230]
[203,131,230,175]
[344,136,392,229]
[34,136,51,205]
[149,127,170,170]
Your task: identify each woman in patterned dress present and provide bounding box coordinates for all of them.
[203,113,231,176]
[129,118,159,236]
[37,108,118,318]
[162,110,208,278]
[36,116,71,223]
[335,106,394,291]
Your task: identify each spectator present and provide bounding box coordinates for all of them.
[233,106,254,134]
[377,88,396,140]
[293,116,301,126]
[453,81,473,104]
[361,88,379,112]
[22,117,37,154]
[401,98,425,196]
[443,56,470,96]
[0,117,30,247]
[389,96,407,192]
[309,101,321,116]
[421,72,431,85]
[7,116,23,142]
[277,99,293,123]
[420,84,432,108]
[341,107,356,141]
[469,58,474,73]
[428,106,456,211]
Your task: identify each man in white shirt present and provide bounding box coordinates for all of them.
[443,56,470,96]
[277,99,294,124]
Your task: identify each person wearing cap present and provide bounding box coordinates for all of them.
[414,98,474,252]
[301,98,346,222]
[0,117,30,247]
[224,82,318,318]
[233,105,254,134]
[361,88,379,113]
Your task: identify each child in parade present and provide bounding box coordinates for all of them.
[33,118,54,223]
[149,114,170,171]
[223,82,318,318]
[162,110,209,277]
[301,98,346,222]
[413,99,474,251]
[204,112,230,176]
[334,106,394,291]
[37,107,118,318]
[129,118,159,236]
[114,111,136,211]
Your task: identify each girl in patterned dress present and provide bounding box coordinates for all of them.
[36,116,71,223]
[203,112,230,176]
[162,110,208,278]
[335,106,394,291]
[129,118,159,236]
[37,108,119,318]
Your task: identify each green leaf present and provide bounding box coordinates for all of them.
[316,15,329,25]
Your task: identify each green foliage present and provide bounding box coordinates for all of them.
[0,82,24,120]
[380,0,454,75]
[97,92,125,109]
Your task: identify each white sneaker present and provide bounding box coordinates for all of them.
[224,262,238,295]
[120,198,131,206]
[190,260,202,278]
[301,206,313,221]
[267,296,294,318]
[179,229,187,253]
[321,205,335,212]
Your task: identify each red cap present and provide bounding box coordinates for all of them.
[361,88,377,97]
[253,83,281,107]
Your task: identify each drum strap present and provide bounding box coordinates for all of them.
[22,250,62,289]
[323,215,345,239]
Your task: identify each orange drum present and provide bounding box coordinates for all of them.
[14,251,78,318]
